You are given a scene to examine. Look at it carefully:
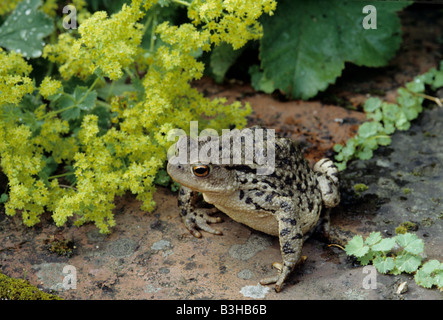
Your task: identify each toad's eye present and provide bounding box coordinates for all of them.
[192,165,210,177]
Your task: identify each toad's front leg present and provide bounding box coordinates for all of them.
[259,199,304,292]
[177,186,223,238]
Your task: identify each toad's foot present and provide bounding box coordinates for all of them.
[177,186,223,238]
[182,207,223,238]
[260,257,307,292]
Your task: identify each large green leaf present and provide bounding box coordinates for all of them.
[210,42,245,83]
[259,0,411,99]
[0,0,54,58]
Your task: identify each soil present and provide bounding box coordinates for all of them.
[0,4,442,300]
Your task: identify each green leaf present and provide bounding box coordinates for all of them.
[73,86,97,111]
[0,193,8,203]
[357,146,373,160]
[63,165,77,185]
[405,77,425,93]
[61,106,81,121]
[396,88,423,121]
[382,103,400,122]
[340,138,357,158]
[358,122,381,139]
[373,256,395,274]
[395,233,424,255]
[96,78,137,101]
[414,268,434,288]
[57,94,75,109]
[431,70,443,89]
[38,156,58,184]
[0,0,54,58]
[260,0,410,99]
[395,112,410,131]
[335,161,346,172]
[420,259,441,274]
[345,235,369,258]
[364,98,382,113]
[56,94,78,121]
[171,181,180,192]
[367,109,383,122]
[361,136,379,150]
[249,65,275,94]
[415,260,443,289]
[364,232,382,246]
[333,144,343,153]
[357,250,374,266]
[91,106,111,132]
[420,69,436,85]
[394,253,421,273]
[154,169,171,187]
[21,110,42,133]
[56,86,97,121]
[372,237,396,253]
[376,135,392,146]
[210,42,245,83]
[434,270,443,288]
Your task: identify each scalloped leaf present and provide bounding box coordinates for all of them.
[0,0,54,58]
[345,235,369,258]
[259,0,410,99]
[396,233,424,255]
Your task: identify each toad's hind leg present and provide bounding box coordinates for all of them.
[259,198,303,292]
[313,158,340,208]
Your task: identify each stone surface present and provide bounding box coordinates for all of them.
[1,105,442,299]
[0,4,442,301]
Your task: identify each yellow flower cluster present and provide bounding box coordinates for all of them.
[0,121,48,226]
[52,115,119,232]
[156,22,211,54]
[51,114,163,232]
[0,106,79,226]
[39,76,63,99]
[0,0,273,233]
[0,49,34,105]
[43,33,94,80]
[33,116,78,163]
[49,0,91,24]
[189,0,277,49]
[41,0,58,17]
[0,0,19,16]
[44,0,144,81]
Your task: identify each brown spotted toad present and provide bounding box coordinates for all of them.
[167,127,340,292]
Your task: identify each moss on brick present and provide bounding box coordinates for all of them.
[0,272,62,300]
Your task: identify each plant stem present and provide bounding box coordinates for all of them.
[37,77,101,120]
[80,77,101,104]
[58,184,78,190]
[328,243,345,251]
[407,90,443,107]
[142,14,153,35]
[171,0,191,6]
[48,172,75,180]
[124,67,138,81]
[96,100,112,108]
[106,80,115,99]
[362,134,391,144]
[150,12,158,52]
[44,32,57,78]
